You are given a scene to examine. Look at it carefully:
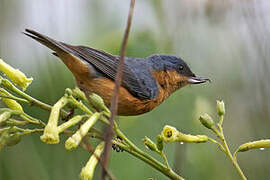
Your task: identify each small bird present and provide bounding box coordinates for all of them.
[24,29,209,116]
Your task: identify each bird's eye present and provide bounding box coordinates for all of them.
[179,65,184,71]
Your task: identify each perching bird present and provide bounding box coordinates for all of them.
[24,29,209,116]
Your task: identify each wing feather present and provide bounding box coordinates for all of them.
[61,45,159,99]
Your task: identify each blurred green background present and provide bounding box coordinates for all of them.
[1,0,270,179]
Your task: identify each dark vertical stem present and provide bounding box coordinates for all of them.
[101,0,136,179]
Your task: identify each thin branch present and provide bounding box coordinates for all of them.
[101,0,136,179]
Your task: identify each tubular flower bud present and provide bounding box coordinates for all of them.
[0,59,33,91]
[0,88,23,111]
[161,125,208,143]
[143,136,158,152]
[156,135,164,151]
[65,113,100,151]
[199,113,215,129]
[216,100,225,116]
[80,142,104,180]
[238,139,270,152]
[89,93,110,113]
[40,97,69,144]
[1,98,23,112]
[57,115,84,133]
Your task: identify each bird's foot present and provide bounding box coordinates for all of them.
[112,136,124,152]
[62,108,75,121]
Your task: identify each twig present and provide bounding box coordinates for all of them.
[101,0,136,179]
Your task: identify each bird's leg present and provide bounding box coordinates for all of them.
[62,108,75,121]
[112,136,124,152]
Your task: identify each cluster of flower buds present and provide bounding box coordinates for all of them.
[199,100,226,132]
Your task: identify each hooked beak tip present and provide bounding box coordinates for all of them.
[188,76,211,84]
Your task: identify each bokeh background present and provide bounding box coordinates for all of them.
[1,0,270,179]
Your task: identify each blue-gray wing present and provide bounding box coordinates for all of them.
[64,45,159,100]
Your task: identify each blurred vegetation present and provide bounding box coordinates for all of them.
[0,0,270,179]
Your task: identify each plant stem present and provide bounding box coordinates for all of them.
[1,78,68,116]
[208,137,226,153]
[114,123,184,180]
[0,94,29,104]
[159,151,170,169]
[67,96,93,115]
[217,119,247,180]
[113,140,184,180]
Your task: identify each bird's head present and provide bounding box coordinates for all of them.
[148,54,210,92]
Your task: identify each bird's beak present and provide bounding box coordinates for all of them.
[187,76,210,84]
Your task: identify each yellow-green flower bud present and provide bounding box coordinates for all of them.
[58,115,84,133]
[89,93,110,113]
[156,135,164,151]
[0,111,12,124]
[199,113,215,129]
[0,88,24,112]
[143,137,158,152]
[0,59,33,91]
[65,88,73,96]
[5,132,22,146]
[0,129,9,150]
[80,141,104,180]
[1,98,23,112]
[238,139,270,152]
[216,100,225,116]
[65,113,100,151]
[72,87,87,100]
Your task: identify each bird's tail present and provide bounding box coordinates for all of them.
[24,29,93,77]
[23,29,71,56]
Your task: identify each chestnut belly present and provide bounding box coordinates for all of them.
[76,77,168,116]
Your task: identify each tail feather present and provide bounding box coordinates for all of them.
[24,29,70,55]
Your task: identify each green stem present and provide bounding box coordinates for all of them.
[114,123,184,180]
[67,96,93,115]
[208,137,226,153]
[218,115,224,131]
[0,94,29,104]
[113,140,183,180]
[5,118,28,126]
[20,113,46,127]
[1,78,68,116]
[217,123,247,180]
[159,151,170,169]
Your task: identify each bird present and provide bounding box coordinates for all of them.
[24,29,210,116]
